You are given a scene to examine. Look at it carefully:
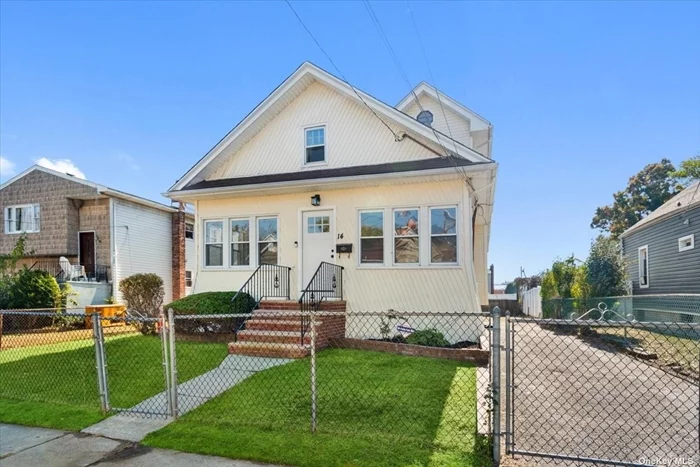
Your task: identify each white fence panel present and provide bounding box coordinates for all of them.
[522,287,542,318]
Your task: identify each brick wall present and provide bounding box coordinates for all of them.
[0,170,99,256]
[171,210,186,301]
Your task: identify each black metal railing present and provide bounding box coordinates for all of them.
[27,261,110,283]
[232,264,292,305]
[231,264,291,340]
[298,262,344,345]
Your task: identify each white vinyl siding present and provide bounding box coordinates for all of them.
[208,81,450,180]
[113,199,173,305]
[402,94,472,147]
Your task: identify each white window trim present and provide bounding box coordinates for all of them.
[638,245,649,288]
[5,204,41,234]
[358,209,386,267]
[303,124,327,167]
[392,207,421,266]
[257,216,280,265]
[185,222,194,240]
[203,219,225,269]
[429,205,459,265]
[229,218,252,268]
[185,271,193,288]
[678,234,695,252]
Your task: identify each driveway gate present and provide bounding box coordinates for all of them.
[504,313,700,466]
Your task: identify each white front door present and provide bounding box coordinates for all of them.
[302,210,335,290]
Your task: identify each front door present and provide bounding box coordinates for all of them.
[302,210,335,290]
[79,231,96,279]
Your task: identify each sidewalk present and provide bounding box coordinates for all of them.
[0,423,275,467]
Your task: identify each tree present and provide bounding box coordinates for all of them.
[672,155,700,185]
[585,236,628,297]
[550,256,579,299]
[591,159,681,238]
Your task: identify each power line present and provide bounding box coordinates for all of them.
[284,0,400,141]
[363,0,471,183]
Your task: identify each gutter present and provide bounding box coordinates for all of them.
[164,162,498,200]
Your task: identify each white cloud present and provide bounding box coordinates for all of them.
[36,158,86,179]
[1,156,17,180]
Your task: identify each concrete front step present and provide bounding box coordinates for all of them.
[228,341,310,359]
[246,319,313,332]
[238,329,310,345]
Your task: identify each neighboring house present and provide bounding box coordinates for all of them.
[621,181,700,295]
[165,61,497,318]
[0,165,195,306]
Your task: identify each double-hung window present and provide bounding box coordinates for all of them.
[360,210,384,264]
[185,222,194,239]
[304,126,325,164]
[430,207,458,264]
[393,209,419,264]
[204,220,224,267]
[638,245,649,288]
[5,204,40,233]
[185,271,193,288]
[230,219,250,266]
[257,217,279,265]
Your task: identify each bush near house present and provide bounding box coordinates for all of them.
[119,273,164,335]
[163,291,257,337]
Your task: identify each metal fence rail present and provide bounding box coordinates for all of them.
[505,314,699,466]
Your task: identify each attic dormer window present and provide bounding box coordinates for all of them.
[305,126,326,164]
[417,110,433,127]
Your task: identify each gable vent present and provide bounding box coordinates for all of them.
[417,110,433,127]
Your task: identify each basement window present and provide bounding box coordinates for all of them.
[678,234,694,252]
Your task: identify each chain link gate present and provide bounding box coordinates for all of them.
[503,309,700,466]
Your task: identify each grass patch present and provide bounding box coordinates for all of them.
[0,333,228,430]
[144,349,489,467]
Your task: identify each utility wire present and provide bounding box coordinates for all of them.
[363,0,471,183]
[284,0,400,141]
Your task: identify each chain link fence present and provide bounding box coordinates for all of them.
[505,307,700,466]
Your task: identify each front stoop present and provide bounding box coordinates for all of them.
[228,300,346,359]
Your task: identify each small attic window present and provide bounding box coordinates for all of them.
[417,110,433,126]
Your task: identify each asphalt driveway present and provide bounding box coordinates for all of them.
[504,319,699,466]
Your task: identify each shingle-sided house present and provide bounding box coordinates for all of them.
[0,165,196,306]
[165,62,497,354]
[621,181,700,296]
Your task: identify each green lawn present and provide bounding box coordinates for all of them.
[0,333,227,430]
[144,349,489,467]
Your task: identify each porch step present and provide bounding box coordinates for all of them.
[246,319,313,332]
[228,341,310,359]
[238,329,311,345]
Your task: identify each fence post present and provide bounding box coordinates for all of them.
[310,310,317,433]
[159,310,173,417]
[168,308,179,419]
[504,311,512,456]
[92,312,110,414]
[491,306,501,465]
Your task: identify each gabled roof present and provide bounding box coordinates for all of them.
[0,165,182,214]
[621,181,700,238]
[169,61,491,193]
[395,81,492,132]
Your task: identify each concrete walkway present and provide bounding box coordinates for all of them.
[0,423,275,467]
[82,354,292,442]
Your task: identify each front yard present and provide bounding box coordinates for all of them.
[144,349,489,467]
[0,333,226,430]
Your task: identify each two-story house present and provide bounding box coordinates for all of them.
[0,165,196,306]
[165,62,497,354]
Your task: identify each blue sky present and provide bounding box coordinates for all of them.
[1,1,698,283]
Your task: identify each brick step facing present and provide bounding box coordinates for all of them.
[228,300,346,359]
[246,319,312,332]
[227,341,310,359]
[237,329,311,345]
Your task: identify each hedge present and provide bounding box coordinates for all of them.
[163,291,257,337]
